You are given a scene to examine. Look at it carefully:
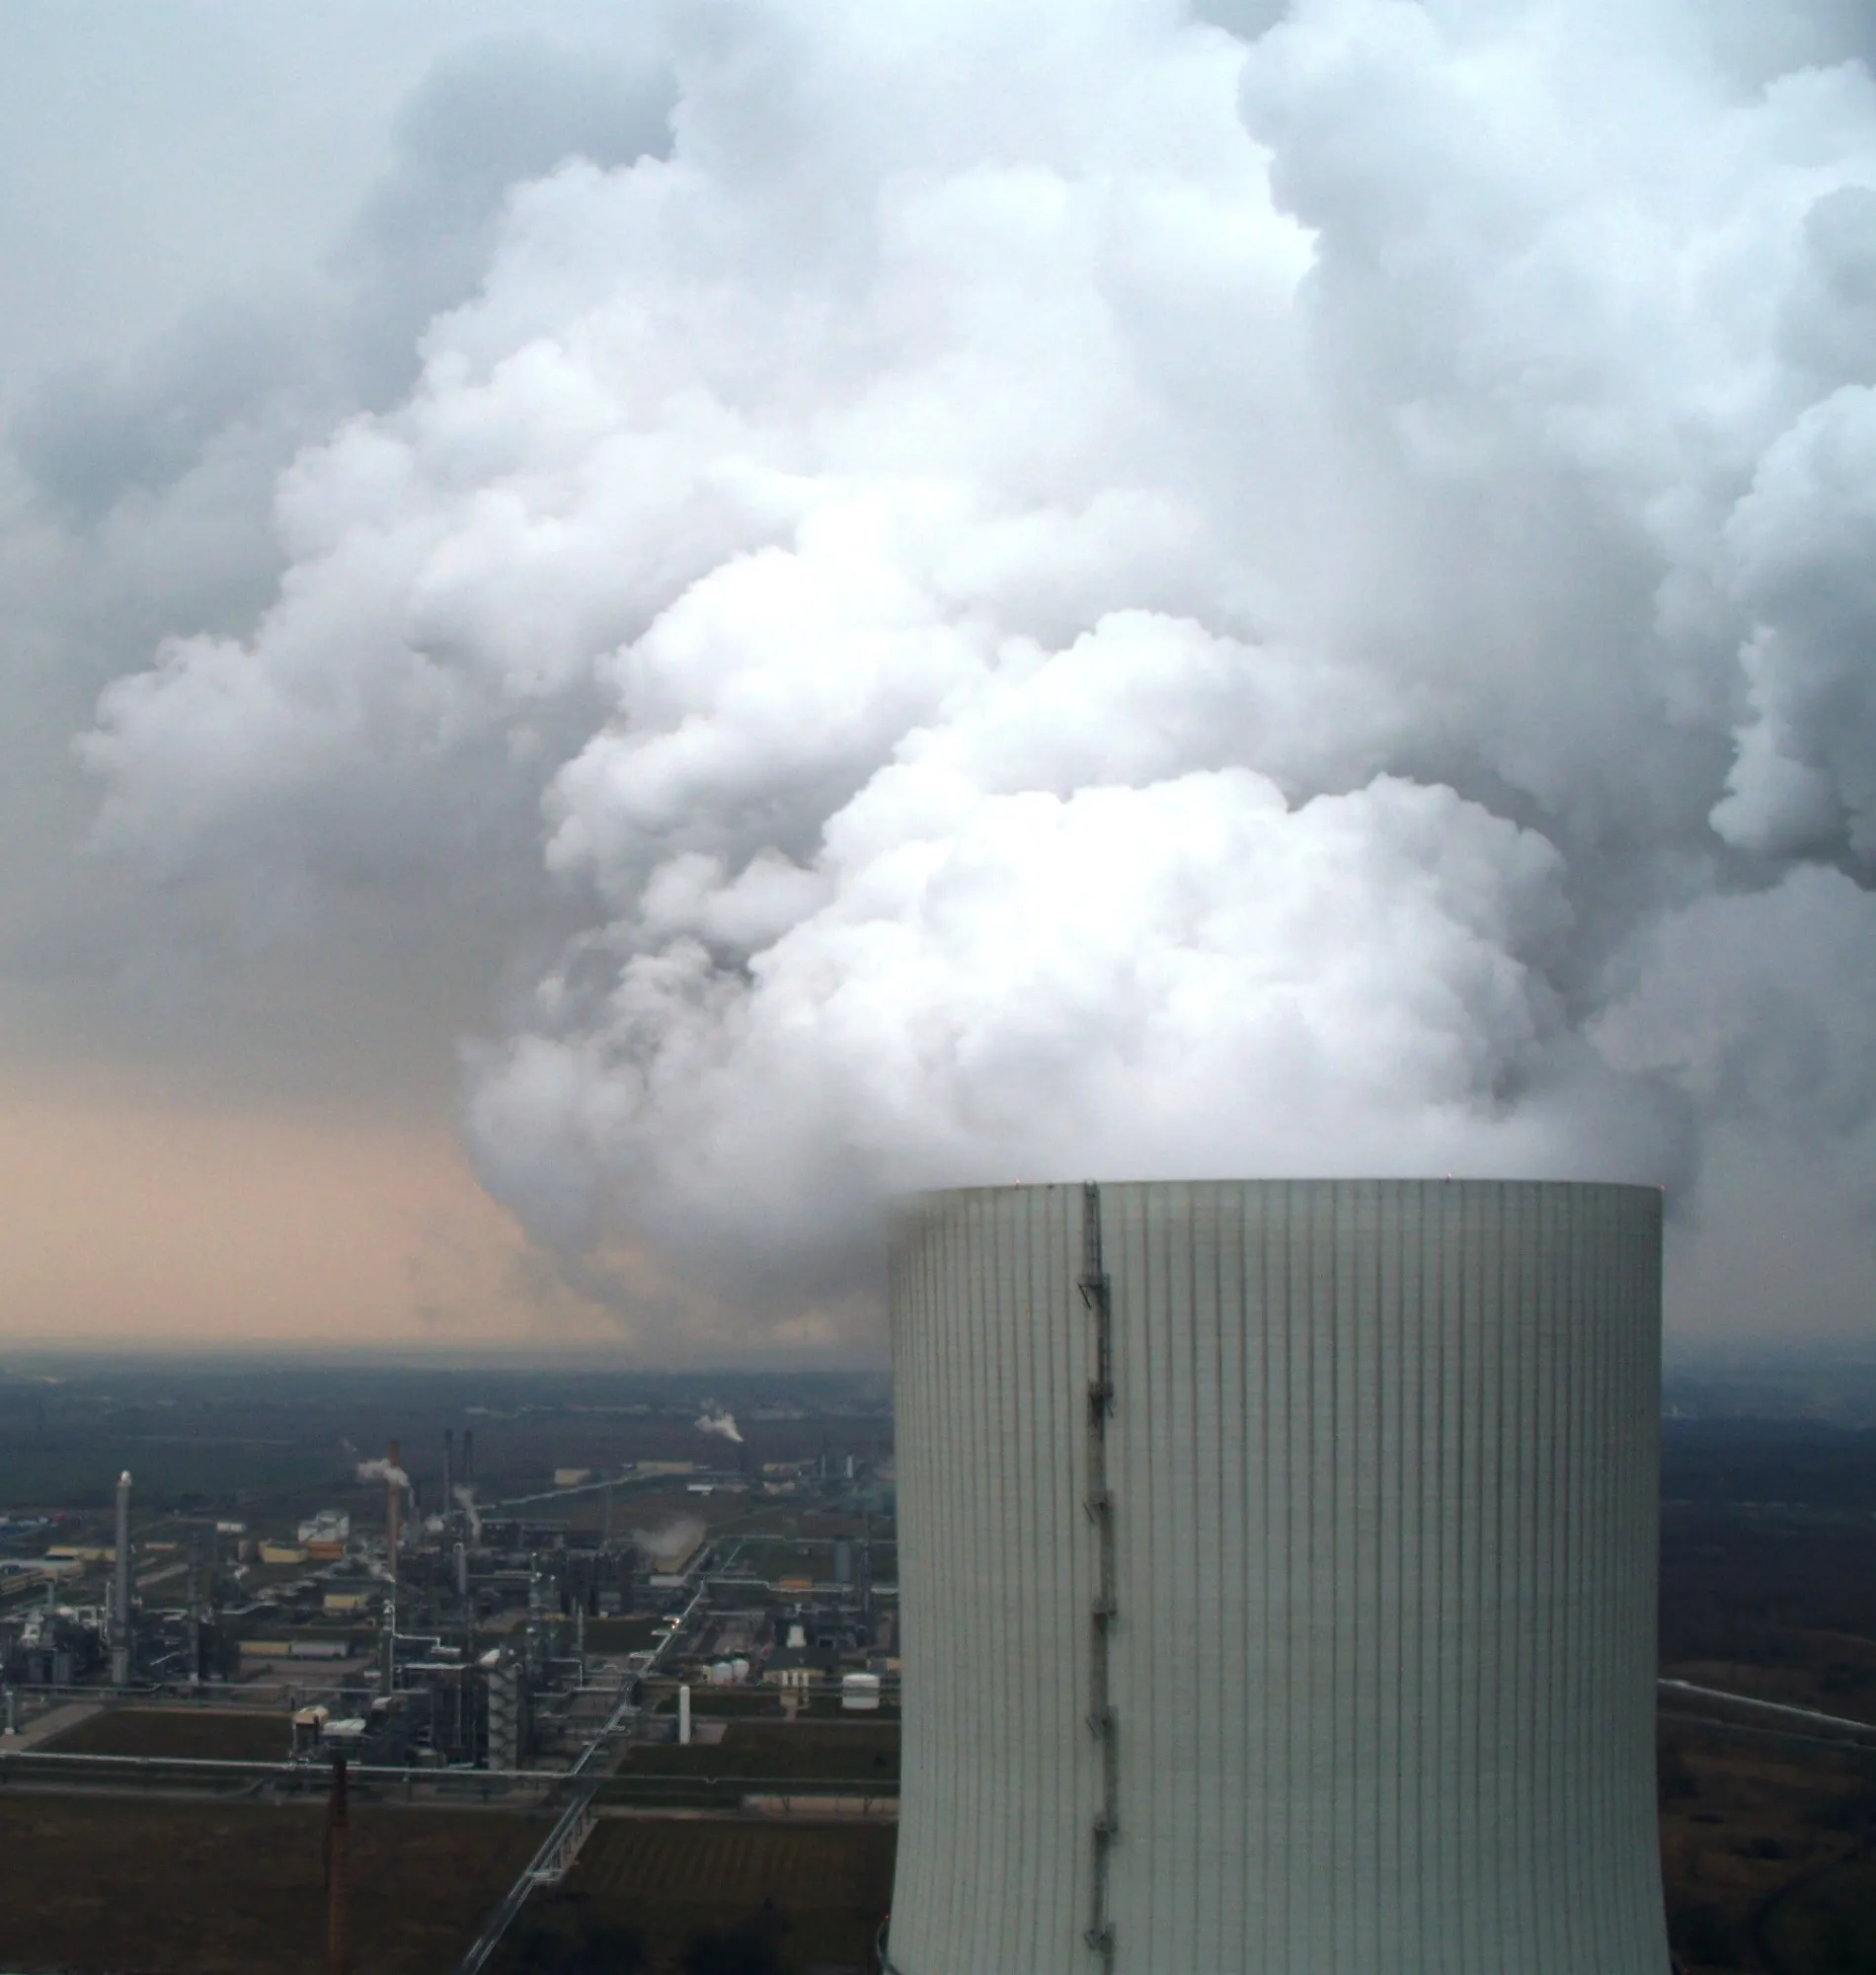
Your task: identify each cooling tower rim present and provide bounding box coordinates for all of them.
[895,1175,1663,1207]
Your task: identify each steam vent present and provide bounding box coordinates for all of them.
[886,1179,1667,1974]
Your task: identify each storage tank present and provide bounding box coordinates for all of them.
[887,1179,1665,1975]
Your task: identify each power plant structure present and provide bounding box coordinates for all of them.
[886,1179,1668,1975]
[111,1469,132,1687]
[384,1440,402,1588]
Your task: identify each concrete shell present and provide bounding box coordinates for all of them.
[886,1178,1666,1975]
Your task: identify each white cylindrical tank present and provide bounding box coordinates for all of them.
[887,1179,1666,1975]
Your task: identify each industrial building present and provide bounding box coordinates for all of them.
[1,1408,895,1802]
[886,1178,1668,1974]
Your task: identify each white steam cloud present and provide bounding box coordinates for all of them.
[697,1405,743,1446]
[452,1484,483,1540]
[356,1459,413,1496]
[79,0,1876,1343]
[636,1515,707,1566]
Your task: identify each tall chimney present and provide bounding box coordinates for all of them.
[385,1440,401,1585]
[185,1527,201,1686]
[454,1540,468,1598]
[325,1753,350,1975]
[442,1430,455,1520]
[380,1594,396,1698]
[112,1470,132,1686]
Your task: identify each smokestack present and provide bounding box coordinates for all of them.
[112,1470,132,1686]
[442,1430,455,1519]
[185,1528,201,1687]
[678,1683,691,1746]
[325,1753,350,1975]
[385,1440,401,1585]
[453,1540,468,1599]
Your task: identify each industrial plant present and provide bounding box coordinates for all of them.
[0,1242,1872,1970]
[2,1421,893,1763]
[886,1179,1670,1975]
[0,1379,899,1967]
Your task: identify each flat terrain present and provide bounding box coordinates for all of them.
[1659,1721,1876,1974]
[43,1704,290,1763]
[583,1615,664,1653]
[1658,1421,1876,1972]
[0,1797,540,1974]
[601,1720,899,1811]
[496,1817,897,1975]
[1761,1856,1876,1974]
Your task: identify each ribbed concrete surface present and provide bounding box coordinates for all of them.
[887,1179,1666,1975]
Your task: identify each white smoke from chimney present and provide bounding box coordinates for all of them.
[356,1459,413,1497]
[696,1406,743,1446]
[453,1484,483,1540]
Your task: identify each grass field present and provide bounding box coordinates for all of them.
[682,1687,787,1718]
[0,1796,539,1973]
[44,1704,291,1762]
[0,1441,337,1510]
[599,1721,899,1812]
[1658,1720,1876,1972]
[585,1615,664,1652]
[1761,1855,1876,1973]
[496,1817,897,1975]
[3,1715,1868,1972]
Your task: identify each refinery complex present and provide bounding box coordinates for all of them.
[4,1428,892,1778]
[0,1380,901,1970]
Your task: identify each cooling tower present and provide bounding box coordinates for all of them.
[886,1179,1665,1975]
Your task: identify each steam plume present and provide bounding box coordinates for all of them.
[635,1515,706,1563]
[79,1,1876,1346]
[696,1406,743,1446]
[356,1459,413,1497]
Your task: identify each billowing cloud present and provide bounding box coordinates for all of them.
[697,1404,743,1445]
[75,0,1876,1346]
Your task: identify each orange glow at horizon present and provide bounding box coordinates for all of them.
[0,1078,617,1351]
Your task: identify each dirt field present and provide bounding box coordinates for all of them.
[0,1796,539,1974]
[584,1616,663,1653]
[1659,1720,1876,1973]
[43,1705,291,1763]
[1652,1469,1876,1973]
[1761,1856,1876,1972]
[599,1720,899,1810]
[496,1817,897,1975]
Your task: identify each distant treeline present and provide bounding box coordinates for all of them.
[1664,1418,1876,1511]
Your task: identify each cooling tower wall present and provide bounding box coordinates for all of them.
[887,1179,1665,1975]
